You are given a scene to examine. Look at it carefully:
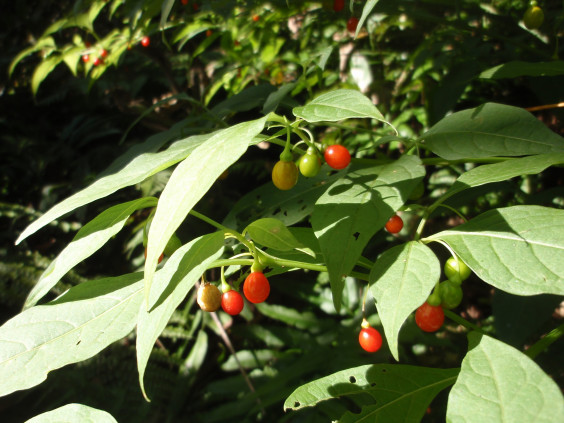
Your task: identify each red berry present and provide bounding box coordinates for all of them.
[206,29,213,37]
[252,14,260,22]
[92,56,102,66]
[359,326,382,353]
[347,17,359,33]
[181,0,189,4]
[82,54,90,63]
[243,272,270,304]
[141,36,150,47]
[221,290,245,315]
[415,302,445,333]
[385,214,403,234]
[324,144,351,169]
[333,0,345,12]
[99,48,108,58]
[192,2,199,11]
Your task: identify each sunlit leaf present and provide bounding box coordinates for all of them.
[25,403,117,423]
[369,241,441,361]
[24,197,157,309]
[285,364,459,422]
[447,332,564,422]
[425,206,564,296]
[420,103,564,159]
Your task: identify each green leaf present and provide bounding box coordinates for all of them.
[160,0,175,29]
[420,103,564,160]
[25,403,117,423]
[311,156,425,311]
[61,44,84,76]
[255,302,322,331]
[447,332,564,422]
[15,129,208,245]
[284,364,459,422]
[0,272,144,397]
[356,1,379,39]
[144,117,267,306]
[369,241,441,361]
[437,154,564,205]
[137,232,224,400]
[24,197,157,309]
[293,89,387,124]
[32,54,63,95]
[425,205,564,296]
[480,61,564,79]
[222,164,343,230]
[245,218,305,252]
[9,37,56,77]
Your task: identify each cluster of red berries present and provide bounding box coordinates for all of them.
[81,36,150,67]
[196,271,271,316]
[332,0,360,34]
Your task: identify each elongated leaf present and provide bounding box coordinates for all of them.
[447,332,564,422]
[480,61,564,79]
[369,241,441,361]
[356,0,379,39]
[136,232,224,399]
[420,103,564,160]
[0,272,144,397]
[160,0,175,29]
[438,153,564,205]
[311,156,425,311]
[285,364,459,422]
[425,206,564,296]
[9,37,56,77]
[245,218,305,252]
[24,197,157,309]
[16,130,209,245]
[32,54,63,95]
[144,116,267,305]
[293,89,387,124]
[25,403,117,423]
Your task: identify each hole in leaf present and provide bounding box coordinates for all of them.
[272,207,282,215]
[381,368,387,373]
[76,340,81,346]
[283,210,288,216]
[353,232,360,240]
[349,376,356,383]
[370,383,376,387]
[300,205,307,211]
[294,401,300,408]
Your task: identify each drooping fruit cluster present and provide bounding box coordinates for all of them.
[415,256,472,332]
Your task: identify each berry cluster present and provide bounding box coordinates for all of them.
[196,271,271,316]
[415,256,472,332]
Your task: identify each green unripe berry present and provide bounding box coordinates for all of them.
[439,280,463,309]
[444,257,472,284]
[523,5,544,30]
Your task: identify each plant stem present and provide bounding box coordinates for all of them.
[525,322,564,359]
[444,309,489,336]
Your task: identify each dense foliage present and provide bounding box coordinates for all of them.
[1,1,564,422]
